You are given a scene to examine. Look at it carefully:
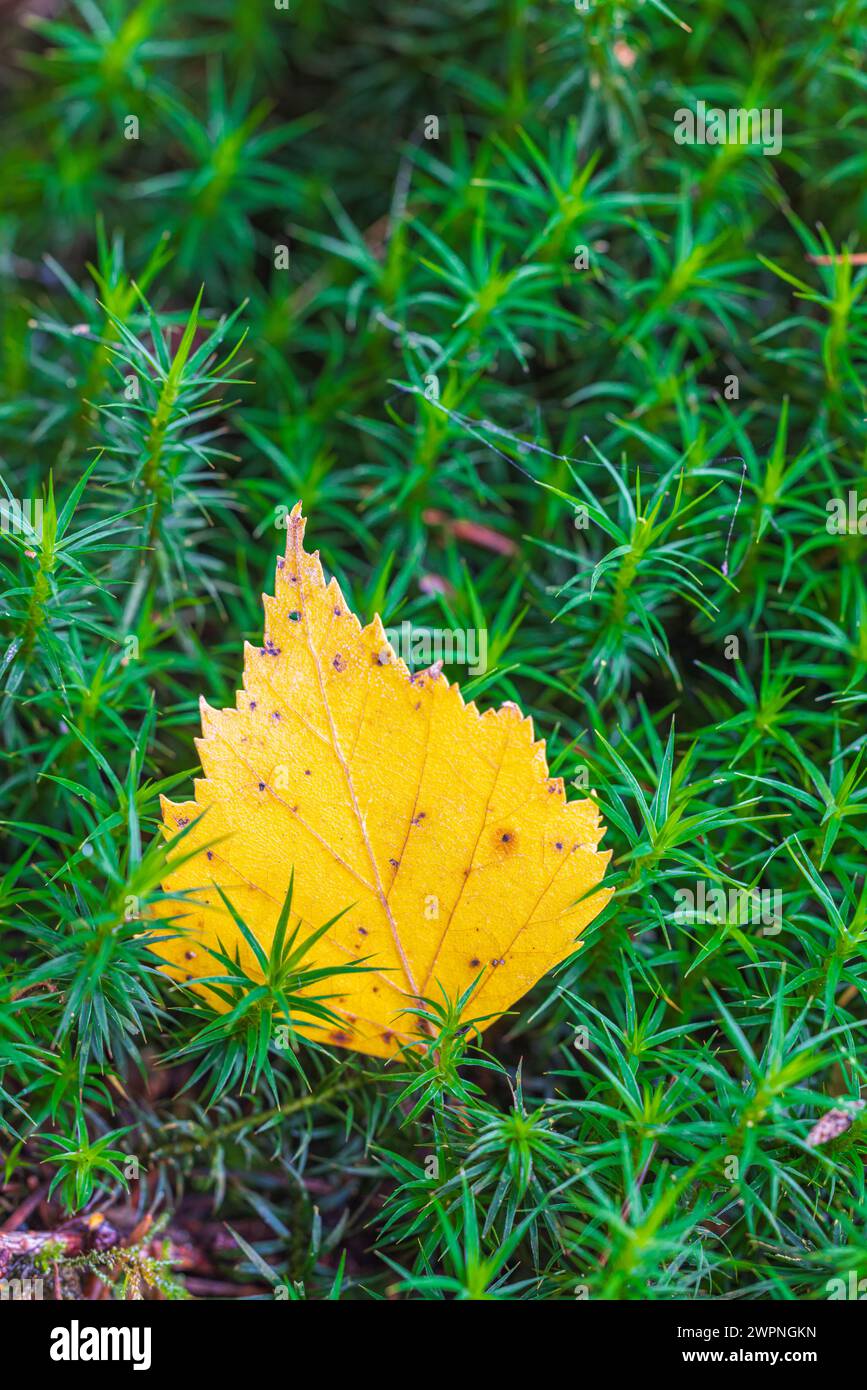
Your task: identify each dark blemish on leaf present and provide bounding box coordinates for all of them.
[501,832,511,843]
[382,1031,394,1044]
[258,781,265,791]
[206,850,214,860]
[250,700,257,710]
[331,1031,352,1044]
[372,985,379,994]
[389,857,399,867]
[415,701,421,710]
[272,710,281,720]
[263,638,281,657]
[555,841,563,851]
[333,653,346,671]
[304,769,311,776]
[277,558,285,569]
[470,957,481,968]
[184,950,197,961]
[334,606,342,616]
[491,958,504,967]
[358,926,368,936]
[177,816,189,827]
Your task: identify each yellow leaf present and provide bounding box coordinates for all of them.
[154,505,612,1057]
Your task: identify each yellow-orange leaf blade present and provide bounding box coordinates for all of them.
[155,505,611,1057]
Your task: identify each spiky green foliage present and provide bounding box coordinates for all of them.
[1,0,866,1302]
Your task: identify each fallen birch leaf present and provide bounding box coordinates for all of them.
[155,505,611,1057]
